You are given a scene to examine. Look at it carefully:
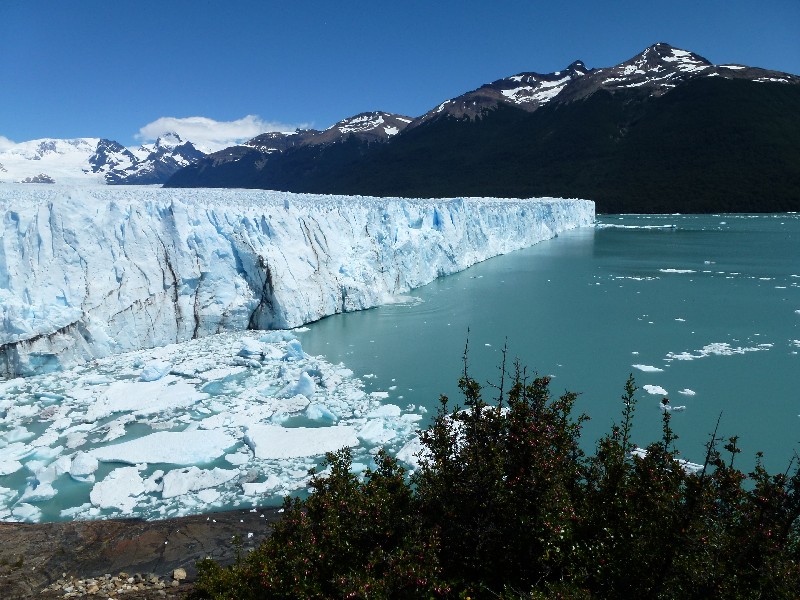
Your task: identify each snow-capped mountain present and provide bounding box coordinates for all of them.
[414,42,800,124]
[0,134,206,185]
[165,112,413,187]
[165,42,800,214]
[105,133,205,184]
[414,60,592,126]
[245,111,412,151]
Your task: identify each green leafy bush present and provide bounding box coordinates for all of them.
[193,352,800,599]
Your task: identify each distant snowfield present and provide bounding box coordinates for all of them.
[0,185,593,522]
[0,185,594,377]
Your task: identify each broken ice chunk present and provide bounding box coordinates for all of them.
[161,466,239,499]
[89,466,146,511]
[305,402,338,423]
[70,451,99,482]
[90,430,236,465]
[238,338,264,358]
[245,424,358,459]
[140,360,172,382]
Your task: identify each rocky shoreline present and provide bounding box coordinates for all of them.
[0,507,282,599]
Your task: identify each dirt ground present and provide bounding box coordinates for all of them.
[0,507,282,599]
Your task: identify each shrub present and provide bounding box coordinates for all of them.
[192,353,800,599]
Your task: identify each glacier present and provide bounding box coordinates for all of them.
[0,185,594,378]
[0,186,593,522]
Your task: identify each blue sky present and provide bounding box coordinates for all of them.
[1,0,798,148]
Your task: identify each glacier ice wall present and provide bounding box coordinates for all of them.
[0,185,594,377]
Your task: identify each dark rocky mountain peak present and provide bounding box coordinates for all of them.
[88,139,137,173]
[314,111,413,144]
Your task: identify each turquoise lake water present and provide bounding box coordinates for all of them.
[297,213,800,472]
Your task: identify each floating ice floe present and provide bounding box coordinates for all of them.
[659,404,686,413]
[631,447,703,474]
[632,364,664,373]
[245,424,360,460]
[666,342,772,362]
[139,360,172,382]
[0,331,423,522]
[643,384,669,396]
[677,389,697,396]
[90,430,237,465]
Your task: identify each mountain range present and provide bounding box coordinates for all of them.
[166,42,800,213]
[3,43,798,212]
[0,133,203,186]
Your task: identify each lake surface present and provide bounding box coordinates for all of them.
[298,213,800,472]
[3,212,799,522]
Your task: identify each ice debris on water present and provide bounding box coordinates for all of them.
[0,331,424,522]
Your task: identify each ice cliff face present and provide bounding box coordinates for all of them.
[0,186,594,377]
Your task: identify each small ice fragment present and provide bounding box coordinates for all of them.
[238,338,264,357]
[225,453,251,466]
[6,426,34,443]
[282,340,307,361]
[140,360,172,382]
[281,372,315,398]
[242,476,282,496]
[90,467,146,511]
[70,451,99,482]
[396,436,427,469]
[643,384,668,396]
[10,503,41,522]
[305,402,338,423]
[678,389,696,396]
[632,364,664,373]
[367,404,402,418]
[0,460,23,476]
[161,467,238,499]
[357,419,396,445]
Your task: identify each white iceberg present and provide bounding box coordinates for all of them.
[90,430,236,465]
[161,466,239,499]
[245,424,359,459]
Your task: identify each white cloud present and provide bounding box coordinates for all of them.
[135,115,308,153]
[0,136,17,151]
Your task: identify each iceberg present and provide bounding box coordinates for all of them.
[244,424,360,459]
[90,430,236,465]
[161,466,239,499]
[0,185,594,377]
